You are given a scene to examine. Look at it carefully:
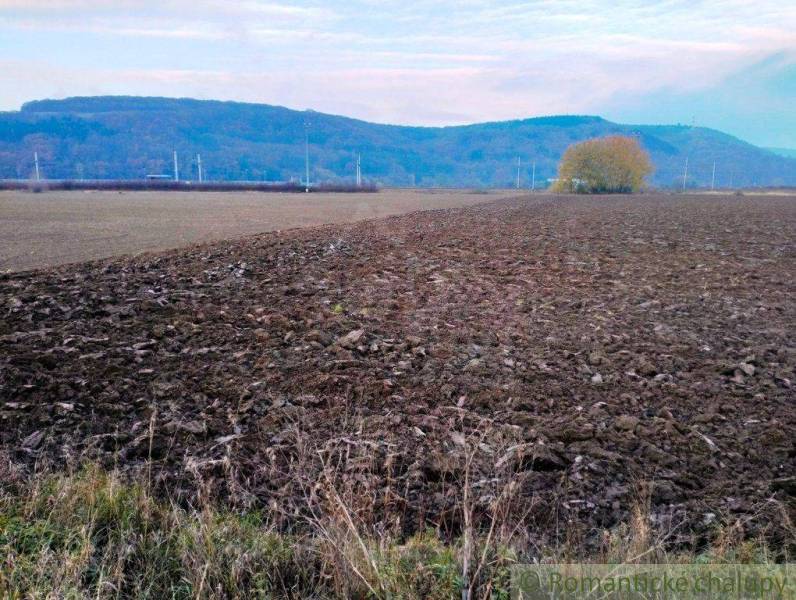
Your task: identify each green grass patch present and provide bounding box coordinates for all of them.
[0,467,786,599]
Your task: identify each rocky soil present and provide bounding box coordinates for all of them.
[1,193,794,553]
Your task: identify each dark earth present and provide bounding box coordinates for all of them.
[1,192,794,554]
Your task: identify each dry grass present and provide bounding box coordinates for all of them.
[0,466,463,598]
[1,432,788,600]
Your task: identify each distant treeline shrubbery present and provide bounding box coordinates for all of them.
[0,180,377,193]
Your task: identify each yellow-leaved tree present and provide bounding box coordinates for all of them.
[552,135,653,193]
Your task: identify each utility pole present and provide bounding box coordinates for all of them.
[682,157,688,192]
[173,151,179,182]
[197,154,203,183]
[516,156,521,189]
[531,161,536,191]
[304,118,310,193]
[356,153,361,187]
[710,161,715,191]
[33,152,40,181]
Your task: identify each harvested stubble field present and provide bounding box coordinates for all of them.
[1,192,794,558]
[0,188,507,272]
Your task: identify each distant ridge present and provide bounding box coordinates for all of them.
[2,96,795,188]
[765,147,796,159]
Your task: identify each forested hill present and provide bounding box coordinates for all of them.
[1,96,794,188]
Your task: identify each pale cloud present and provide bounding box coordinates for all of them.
[2,17,229,39]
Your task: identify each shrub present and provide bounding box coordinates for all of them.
[552,135,653,193]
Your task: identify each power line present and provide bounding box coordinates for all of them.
[516,156,521,189]
[682,156,688,192]
[710,161,716,191]
[304,117,310,193]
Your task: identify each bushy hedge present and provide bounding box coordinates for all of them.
[0,179,378,193]
[553,136,653,193]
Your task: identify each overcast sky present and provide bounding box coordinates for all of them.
[1,1,794,147]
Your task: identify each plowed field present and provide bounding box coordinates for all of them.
[1,192,794,552]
